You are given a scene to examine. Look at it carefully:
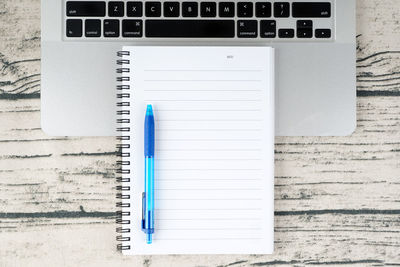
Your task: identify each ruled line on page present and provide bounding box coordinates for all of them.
[155,169,263,171]
[155,218,262,221]
[156,129,262,132]
[155,139,261,142]
[157,228,262,231]
[155,178,262,181]
[156,149,262,151]
[144,79,262,82]
[155,198,262,201]
[155,208,262,211]
[156,159,262,161]
[144,69,263,72]
[147,99,261,101]
[156,119,262,122]
[154,109,262,112]
[155,189,262,191]
[144,89,262,92]
[153,240,263,241]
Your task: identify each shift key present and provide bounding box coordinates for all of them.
[67,1,106,17]
[292,2,331,18]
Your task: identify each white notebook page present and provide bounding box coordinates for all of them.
[121,46,274,255]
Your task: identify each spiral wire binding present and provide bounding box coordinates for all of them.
[116,51,132,252]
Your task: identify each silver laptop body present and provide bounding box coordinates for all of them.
[41,0,356,136]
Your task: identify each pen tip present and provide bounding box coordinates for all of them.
[146,234,152,244]
[146,105,153,116]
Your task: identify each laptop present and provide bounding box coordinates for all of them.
[41,0,356,136]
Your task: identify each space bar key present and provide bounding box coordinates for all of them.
[145,20,235,38]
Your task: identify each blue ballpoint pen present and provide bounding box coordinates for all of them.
[142,105,155,244]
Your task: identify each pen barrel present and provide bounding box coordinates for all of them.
[143,105,155,243]
[144,156,155,233]
[144,107,155,157]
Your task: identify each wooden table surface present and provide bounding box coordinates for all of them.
[1,0,399,266]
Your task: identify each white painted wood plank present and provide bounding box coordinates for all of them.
[0,215,399,266]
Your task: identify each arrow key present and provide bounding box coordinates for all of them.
[297,29,312,38]
[315,29,331,38]
[278,28,294,38]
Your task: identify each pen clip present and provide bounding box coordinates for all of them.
[141,192,146,231]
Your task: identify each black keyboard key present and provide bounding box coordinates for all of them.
[315,29,331,38]
[237,20,257,38]
[66,19,83,37]
[164,2,180,17]
[237,2,253,17]
[219,2,235,17]
[85,19,101,37]
[109,1,124,17]
[182,2,198,17]
[256,2,271,17]
[297,20,313,38]
[201,2,216,17]
[297,29,312,38]
[145,2,161,17]
[146,20,234,38]
[293,2,331,18]
[66,1,106,17]
[104,20,120,37]
[274,2,290,17]
[122,20,143,37]
[278,28,294,38]
[260,20,276,38]
[297,20,313,28]
[127,2,143,17]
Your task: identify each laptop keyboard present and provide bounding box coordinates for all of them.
[65,1,334,41]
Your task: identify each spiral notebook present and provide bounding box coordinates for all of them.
[116,46,275,255]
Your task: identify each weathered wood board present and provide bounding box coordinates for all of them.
[0,0,399,266]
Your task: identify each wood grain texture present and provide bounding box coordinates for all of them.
[0,0,41,98]
[0,0,400,266]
